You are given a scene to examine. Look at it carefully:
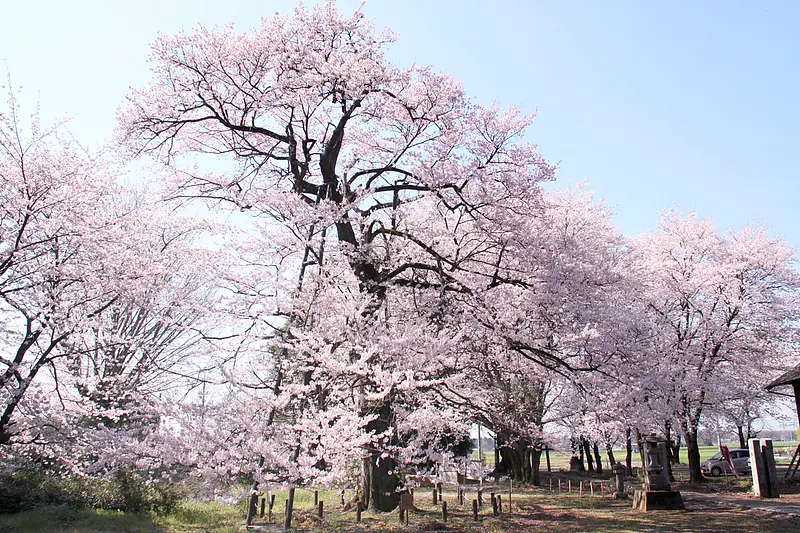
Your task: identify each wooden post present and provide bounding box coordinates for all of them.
[317,501,323,519]
[411,487,414,496]
[260,497,266,518]
[472,499,478,521]
[568,479,572,493]
[356,502,362,523]
[399,507,404,523]
[267,494,274,523]
[438,483,442,501]
[497,494,502,514]
[549,478,553,492]
[314,490,319,506]
[246,491,259,526]
[491,494,497,516]
[442,501,448,522]
[433,487,438,504]
[600,480,605,498]
[590,481,595,497]
[478,489,483,507]
[558,479,562,492]
[580,480,584,496]
[509,479,512,512]
[284,493,295,531]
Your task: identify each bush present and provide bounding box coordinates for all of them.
[0,469,185,515]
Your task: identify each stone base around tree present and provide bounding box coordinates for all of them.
[632,489,685,511]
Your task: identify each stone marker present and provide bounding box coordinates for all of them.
[749,438,780,498]
[632,435,685,511]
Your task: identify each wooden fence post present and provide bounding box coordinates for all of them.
[442,501,448,522]
[472,499,478,521]
[318,501,323,519]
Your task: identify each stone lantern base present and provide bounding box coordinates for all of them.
[632,489,685,511]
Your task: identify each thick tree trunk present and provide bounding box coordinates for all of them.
[593,442,603,475]
[545,446,551,473]
[685,430,703,483]
[583,438,594,472]
[522,448,532,483]
[361,399,399,511]
[635,429,646,475]
[606,441,616,468]
[664,422,675,482]
[737,425,746,449]
[625,428,633,476]
[671,434,682,464]
[531,448,542,486]
[499,441,530,482]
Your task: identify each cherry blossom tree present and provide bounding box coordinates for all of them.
[631,211,800,482]
[0,84,218,483]
[119,0,556,510]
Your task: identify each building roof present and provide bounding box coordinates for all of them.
[766,364,800,391]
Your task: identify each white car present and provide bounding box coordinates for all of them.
[701,449,750,477]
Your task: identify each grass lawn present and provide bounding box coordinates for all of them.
[475,441,800,473]
[4,483,799,533]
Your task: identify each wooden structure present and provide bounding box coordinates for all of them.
[766,365,800,479]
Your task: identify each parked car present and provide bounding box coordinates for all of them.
[701,448,750,477]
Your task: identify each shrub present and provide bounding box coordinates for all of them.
[0,469,185,515]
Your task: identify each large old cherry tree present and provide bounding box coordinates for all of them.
[118,0,566,510]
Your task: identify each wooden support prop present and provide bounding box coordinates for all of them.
[270,494,276,509]
[478,489,483,507]
[260,497,266,518]
[600,481,605,497]
[318,501,323,519]
[558,479,562,493]
[590,481,595,497]
[442,501,448,522]
[497,495,502,514]
[284,495,293,530]
[411,487,414,496]
[549,479,553,492]
[580,480,584,496]
[433,488,438,504]
[509,479,512,512]
[356,502,362,523]
[246,491,259,526]
[472,499,478,521]
[340,489,345,506]
[399,507,404,524]
[568,479,572,493]
[314,490,319,506]
[438,483,443,500]
[491,494,497,516]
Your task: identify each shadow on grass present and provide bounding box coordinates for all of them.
[0,506,161,533]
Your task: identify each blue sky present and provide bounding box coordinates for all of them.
[1,0,798,248]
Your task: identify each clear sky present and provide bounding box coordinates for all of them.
[2,0,798,249]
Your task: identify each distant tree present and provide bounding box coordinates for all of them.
[632,212,800,482]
